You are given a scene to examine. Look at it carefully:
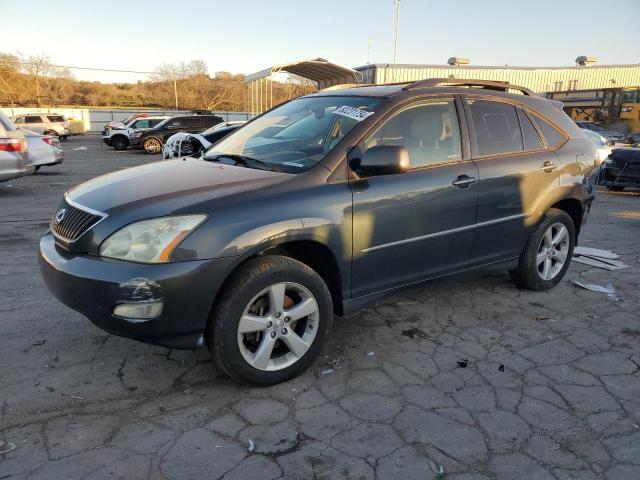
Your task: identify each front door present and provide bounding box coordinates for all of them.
[350,98,479,298]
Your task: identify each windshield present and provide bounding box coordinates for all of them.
[203,96,381,173]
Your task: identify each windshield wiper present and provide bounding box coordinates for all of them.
[202,153,280,172]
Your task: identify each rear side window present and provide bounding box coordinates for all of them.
[469,100,523,156]
[532,115,565,148]
[47,115,65,122]
[202,116,221,128]
[166,118,185,129]
[25,116,42,124]
[186,118,201,128]
[517,108,545,151]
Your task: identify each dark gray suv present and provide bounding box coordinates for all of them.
[39,79,597,384]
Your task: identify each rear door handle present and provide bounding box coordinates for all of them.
[540,160,558,172]
[452,175,476,189]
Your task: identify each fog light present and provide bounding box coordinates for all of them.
[113,301,163,322]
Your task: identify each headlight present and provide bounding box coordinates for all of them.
[100,215,206,263]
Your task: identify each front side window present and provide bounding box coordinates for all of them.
[364,99,462,167]
[205,96,381,173]
[47,115,65,122]
[469,100,523,156]
[133,119,151,128]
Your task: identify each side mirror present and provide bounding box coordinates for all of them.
[606,140,615,146]
[355,145,410,176]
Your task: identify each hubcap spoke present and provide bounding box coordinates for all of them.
[281,331,310,358]
[551,225,567,245]
[552,250,567,263]
[268,283,286,315]
[252,334,276,370]
[285,297,318,322]
[536,250,547,266]
[542,258,552,279]
[543,228,553,248]
[238,314,270,334]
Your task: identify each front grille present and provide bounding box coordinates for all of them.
[51,198,103,241]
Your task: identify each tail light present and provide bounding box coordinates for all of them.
[0,138,24,152]
[42,136,59,147]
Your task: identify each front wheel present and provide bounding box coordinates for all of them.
[510,208,575,291]
[143,137,162,154]
[112,136,128,151]
[208,256,333,385]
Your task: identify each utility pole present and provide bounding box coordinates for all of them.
[367,39,372,65]
[173,78,178,110]
[393,0,401,65]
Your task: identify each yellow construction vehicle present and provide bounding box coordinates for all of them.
[546,87,640,138]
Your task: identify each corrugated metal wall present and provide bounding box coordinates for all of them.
[358,64,640,92]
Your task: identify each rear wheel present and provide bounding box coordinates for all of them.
[606,185,625,192]
[510,208,575,291]
[208,256,333,385]
[112,135,128,151]
[143,137,162,154]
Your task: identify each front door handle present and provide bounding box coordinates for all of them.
[540,160,558,172]
[452,175,476,189]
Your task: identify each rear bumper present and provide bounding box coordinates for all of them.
[0,156,35,182]
[39,232,237,349]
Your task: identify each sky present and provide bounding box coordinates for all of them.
[1,0,639,83]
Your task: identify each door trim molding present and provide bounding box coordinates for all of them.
[361,212,527,254]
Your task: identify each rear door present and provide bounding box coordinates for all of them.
[350,97,479,297]
[24,115,46,134]
[464,97,563,266]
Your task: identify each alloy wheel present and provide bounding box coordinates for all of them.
[536,222,569,281]
[237,282,319,371]
[144,138,161,153]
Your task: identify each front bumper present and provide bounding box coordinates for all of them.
[39,232,237,349]
[102,137,113,146]
[599,165,640,188]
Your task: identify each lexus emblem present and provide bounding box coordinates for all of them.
[55,208,66,224]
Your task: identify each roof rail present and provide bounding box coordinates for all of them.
[402,78,534,96]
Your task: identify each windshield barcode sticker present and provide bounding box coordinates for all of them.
[332,105,374,121]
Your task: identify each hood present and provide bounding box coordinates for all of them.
[67,157,292,213]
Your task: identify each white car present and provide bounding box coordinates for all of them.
[582,129,612,165]
[161,122,245,159]
[11,113,71,140]
[19,128,64,171]
[103,116,169,151]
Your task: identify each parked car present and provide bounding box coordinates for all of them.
[575,121,626,144]
[582,129,612,165]
[102,113,154,135]
[39,79,596,385]
[103,116,169,150]
[129,115,223,153]
[598,147,640,191]
[0,111,33,183]
[11,113,71,140]
[161,124,243,159]
[19,128,64,171]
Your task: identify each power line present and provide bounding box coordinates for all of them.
[3,59,155,75]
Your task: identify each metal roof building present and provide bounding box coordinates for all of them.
[355,63,640,93]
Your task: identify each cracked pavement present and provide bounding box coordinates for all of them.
[1,137,640,479]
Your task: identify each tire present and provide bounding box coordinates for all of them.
[143,137,162,154]
[510,208,575,291]
[112,135,129,151]
[606,185,625,192]
[208,255,333,385]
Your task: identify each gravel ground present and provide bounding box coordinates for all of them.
[1,136,640,479]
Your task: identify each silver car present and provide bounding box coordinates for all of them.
[19,128,64,171]
[0,112,34,183]
[11,113,71,140]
